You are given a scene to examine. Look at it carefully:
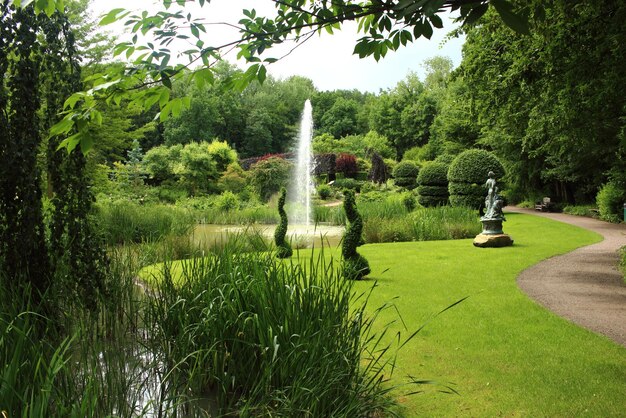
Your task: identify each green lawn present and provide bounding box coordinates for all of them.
[348,212,625,416]
[143,212,626,416]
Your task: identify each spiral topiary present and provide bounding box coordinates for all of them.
[274,188,292,258]
[447,149,505,209]
[341,190,370,280]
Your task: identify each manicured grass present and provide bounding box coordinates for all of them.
[142,212,626,416]
[352,212,625,416]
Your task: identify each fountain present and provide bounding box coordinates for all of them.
[288,99,315,226]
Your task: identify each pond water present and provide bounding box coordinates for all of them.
[193,223,345,250]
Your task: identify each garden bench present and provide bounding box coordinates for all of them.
[535,197,555,212]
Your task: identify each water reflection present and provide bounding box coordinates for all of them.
[193,224,344,250]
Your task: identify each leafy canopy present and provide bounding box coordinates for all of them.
[13,0,532,153]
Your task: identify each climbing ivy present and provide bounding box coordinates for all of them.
[341,190,370,280]
[274,188,293,259]
[0,2,106,307]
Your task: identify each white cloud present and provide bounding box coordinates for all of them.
[90,0,465,92]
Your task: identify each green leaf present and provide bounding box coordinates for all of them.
[49,117,74,137]
[159,88,170,108]
[79,134,93,154]
[429,14,443,29]
[490,0,530,35]
[258,65,267,84]
[191,24,200,38]
[57,132,82,154]
[463,4,489,26]
[100,8,127,26]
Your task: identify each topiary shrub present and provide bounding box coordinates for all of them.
[274,188,293,258]
[392,160,420,190]
[341,190,370,280]
[596,182,625,223]
[448,149,504,209]
[417,161,449,207]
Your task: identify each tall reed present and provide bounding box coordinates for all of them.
[142,247,401,416]
[94,201,195,245]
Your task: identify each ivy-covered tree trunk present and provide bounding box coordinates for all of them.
[0,4,50,293]
[0,3,106,306]
[42,11,106,306]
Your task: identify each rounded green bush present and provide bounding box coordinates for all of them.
[216,191,239,212]
[596,182,625,222]
[392,160,420,189]
[417,162,449,186]
[402,193,417,212]
[274,188,293,258]
[448,149,504,209]
[317,184,332,200]
[448,149,505,184]
[341,190,370,280]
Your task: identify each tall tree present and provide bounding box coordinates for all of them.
[460,1,626,201]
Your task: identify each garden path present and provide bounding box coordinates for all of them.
[509,207,626,347]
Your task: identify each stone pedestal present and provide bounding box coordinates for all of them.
[473,233,514,248]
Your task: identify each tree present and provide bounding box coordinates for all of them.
[460,2,626,202]
[29,0,531,152]
[319,97,360,138]
[1,2,105,304]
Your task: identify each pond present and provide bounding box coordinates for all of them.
[193,223,345,250]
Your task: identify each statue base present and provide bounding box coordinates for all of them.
[480,217,504,235]
[473,233,514,248]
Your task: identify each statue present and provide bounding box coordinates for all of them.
[482,171,505,221]
[473,171,513,247]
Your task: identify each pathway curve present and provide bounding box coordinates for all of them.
[508,207,626,347]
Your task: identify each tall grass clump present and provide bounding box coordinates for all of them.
[412,206,480,240]
[142,248,399,416]
[362,205,480,243]
[95,201,195,245]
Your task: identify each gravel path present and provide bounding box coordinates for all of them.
[509,207,626,347]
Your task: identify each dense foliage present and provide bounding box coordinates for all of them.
[336,153,359,179]
[249,157,292,201]
[458,2,626,203]
[448,149,505,209]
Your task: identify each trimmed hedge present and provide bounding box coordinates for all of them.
[393,160,420,190]
[448,149,504,209]
[417,162,449,186]
[418,185,449,197]
[417,162,449,207]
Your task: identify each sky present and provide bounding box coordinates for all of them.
[90,0,466,93]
